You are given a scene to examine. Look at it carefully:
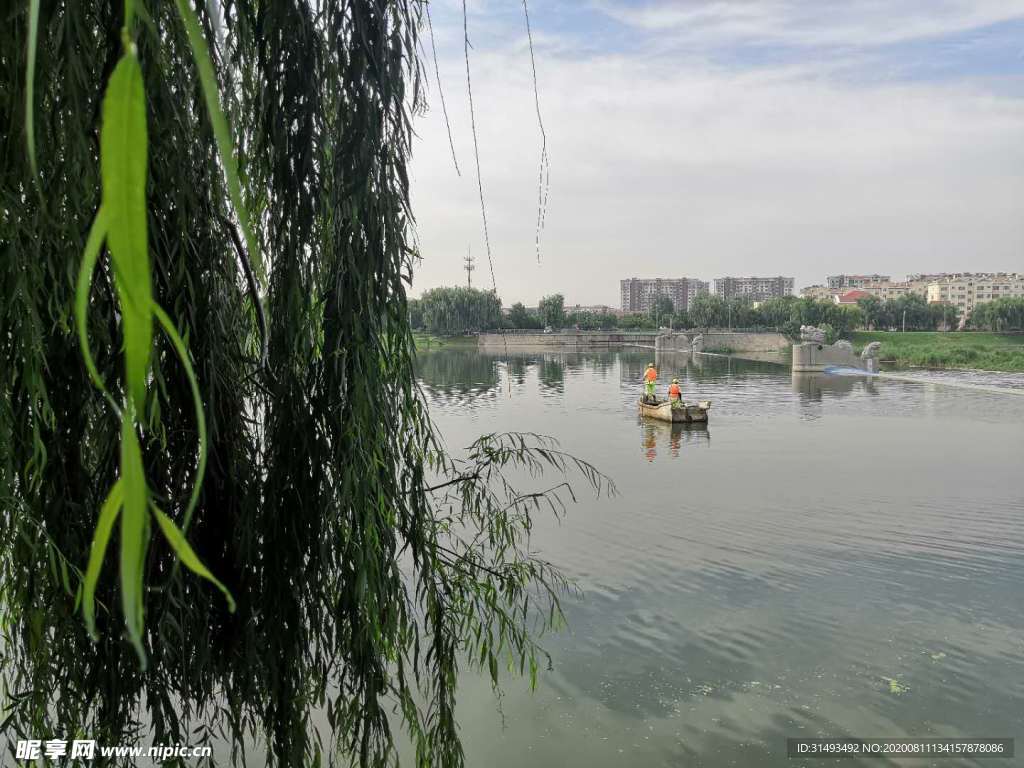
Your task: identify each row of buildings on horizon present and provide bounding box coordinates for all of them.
[802,272,1024,317]
[562,272,1022,319]
[619,276,795,313]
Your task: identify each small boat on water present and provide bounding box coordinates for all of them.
[638,398,711,423]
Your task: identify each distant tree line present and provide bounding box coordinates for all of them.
[411,287,502,335]
[967,297,1024,332]
[411,287,1024,338]
[855,294,959,332]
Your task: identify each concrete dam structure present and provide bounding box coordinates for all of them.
[478,331,657,348]
[477,330,790,353]
[652,332,790,354]
[791,326,880,373]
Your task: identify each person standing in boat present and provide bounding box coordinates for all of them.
[643,363,658,402]
[668,377,682,404]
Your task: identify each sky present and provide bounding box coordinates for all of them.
[408,0,1024,306]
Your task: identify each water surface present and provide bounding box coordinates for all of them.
[416,347,1024,768]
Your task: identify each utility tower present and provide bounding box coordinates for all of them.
[464,246,475,288]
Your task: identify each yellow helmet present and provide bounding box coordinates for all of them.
[648,363,654,368]
[672,378,679,383]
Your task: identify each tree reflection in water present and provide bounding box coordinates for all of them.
[416,349,501,405]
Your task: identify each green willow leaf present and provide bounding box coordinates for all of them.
[25,0,41,186]
[151,302,206,531]
[151,504,235,613]
[82,480,123,640]
[173,0,263,281]
[101,51,151,412]
[119,415,149,667]
[74,207,121,416]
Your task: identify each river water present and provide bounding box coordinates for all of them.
[415,347,1024,767]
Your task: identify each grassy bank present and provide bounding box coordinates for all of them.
[412,333,478,351]
[852,331,1024,372]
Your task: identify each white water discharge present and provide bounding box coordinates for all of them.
[823,365,1024,397]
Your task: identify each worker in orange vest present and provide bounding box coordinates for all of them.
[643,363,657,401]
[668,377,682,404]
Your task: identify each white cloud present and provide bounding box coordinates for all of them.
[409,9,1024,305]
[595,0,1024,49]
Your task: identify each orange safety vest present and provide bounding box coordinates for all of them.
[668,383,682,398]
[644,368,657,382]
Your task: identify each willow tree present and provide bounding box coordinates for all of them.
[419,286,502,335]
[0,2,607,765]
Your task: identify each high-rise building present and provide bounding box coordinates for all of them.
[714,276,794,301]
[827,274,891,290]
[620,277,709,313]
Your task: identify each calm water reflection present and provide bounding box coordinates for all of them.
[415,347,1024,768]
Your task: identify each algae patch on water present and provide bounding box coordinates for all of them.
[882,677,910,695]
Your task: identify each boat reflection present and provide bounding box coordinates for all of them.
[640,419,710,461]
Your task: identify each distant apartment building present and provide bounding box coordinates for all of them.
[714,276,794,301]
[801,284,834,300]
[833,289,872,305]
[827,274,891,290]
[567,304,623,317]
[855,280,925,301]
[620,277,709,313]
[804,277,929,302]
[907,272,959,284]
[926,273,1024,316]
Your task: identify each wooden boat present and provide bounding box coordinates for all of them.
[638,398,711,423]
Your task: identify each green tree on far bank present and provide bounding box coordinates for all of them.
[969,297,1024,332]
[856,293,960,332]
[539,293,566,329]
[566,309,618,330]
[507,301,543,329]
[857,295,883,329]
[420,286,502,335]
[648,296,674,326]
[891,293,930,330]
[408,298,425,330]
[756,297,798,329]
[619,313,658,330]
[689,294,725,329]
